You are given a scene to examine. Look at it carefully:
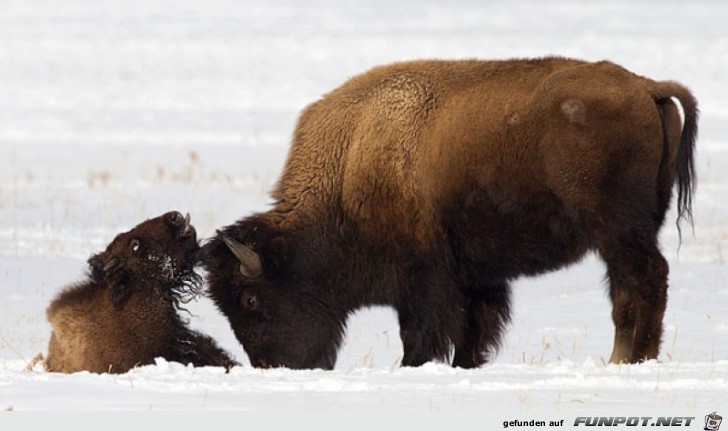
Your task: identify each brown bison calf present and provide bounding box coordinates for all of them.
[204,57,697,369]
[44,211,238,373]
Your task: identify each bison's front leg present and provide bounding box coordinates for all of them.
[396,280,465,366]
[398,311,452,367]
[452,283,511,369]
[173,330,240,371]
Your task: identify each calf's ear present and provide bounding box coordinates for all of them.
[87,252,131,308]
[88,253,123,279]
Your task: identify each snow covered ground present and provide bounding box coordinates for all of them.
[1,0,727,416]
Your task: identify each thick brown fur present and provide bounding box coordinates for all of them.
[204,57,698,369]
[45,211,238,374]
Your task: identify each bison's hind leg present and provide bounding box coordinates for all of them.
[628,245,669,362]
[24,353,46,372]
[598,228,668,364]
[607,285,636,364]
[452,282,512,369]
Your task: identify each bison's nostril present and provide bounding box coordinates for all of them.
[167,211,184,226]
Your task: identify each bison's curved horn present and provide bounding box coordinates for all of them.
[181,212,193,237]
[217,230,263,278]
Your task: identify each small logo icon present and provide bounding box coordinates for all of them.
[705,412,722,431]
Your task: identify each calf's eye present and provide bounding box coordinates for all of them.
[130,239,141,253]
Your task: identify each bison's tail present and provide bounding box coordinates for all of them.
[651,81,699,229]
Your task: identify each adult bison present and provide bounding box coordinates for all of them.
[204,57,697,369]
[44,211,238,373]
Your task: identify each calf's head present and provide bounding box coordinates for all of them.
[89,211,201,308]
[203,221,343,370]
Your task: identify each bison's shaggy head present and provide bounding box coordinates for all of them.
[88,211,202,310]
[202,217,344,370]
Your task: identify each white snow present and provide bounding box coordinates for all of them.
[1,0,727,416]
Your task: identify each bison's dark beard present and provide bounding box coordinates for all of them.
[162,266,203,314]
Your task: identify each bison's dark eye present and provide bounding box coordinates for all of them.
[130,239,141,253]
[166,211,184,226]
[241,289,258,310]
